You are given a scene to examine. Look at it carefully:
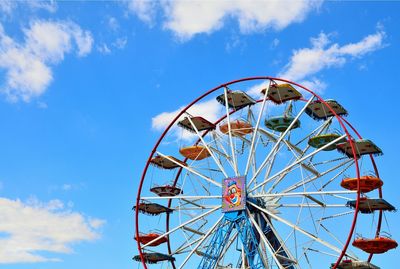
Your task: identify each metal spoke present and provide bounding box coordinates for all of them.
[141,195,221,200]
[249,134,347,193]
[156,151,222,188]
[248,97,314,187]
[245,80,270,175]
[246,209,285,269]
[142,206,221,248]
[248,201,357,259]
[178,215,224,269]
[224,87,239,176]
[186,116,229,178]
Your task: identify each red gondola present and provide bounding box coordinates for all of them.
[352,236,398,254]
[340,176,383,193]
[134,232,168,246]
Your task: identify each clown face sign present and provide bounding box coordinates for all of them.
[222,176,246,212]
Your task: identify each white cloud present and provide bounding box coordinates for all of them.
[108,17,120,31]
[62,184,72,191]
[112,36,127,49]
[242,28,385,97]
[163,0,322,40]
[127,0,157,25]
[271,38,280,49]
[25,0,57,13]
[98,43,111,54]
[0,197,104,264]
[279,30,386,82]
[152,99,222,141]
[0,0,57,16]
[0,20,93,102]
[0,0,15,15]
[97,37,127,55]
[127,0,321,40]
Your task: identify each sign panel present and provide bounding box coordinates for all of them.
[222,176,246,213]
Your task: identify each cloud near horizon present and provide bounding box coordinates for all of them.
[0,197,104,264]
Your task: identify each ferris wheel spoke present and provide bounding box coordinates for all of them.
[140,195,221,201]
[258,116,337,194]
[249,134,347,194]
[141,206,221,248]
[247,97,315,187]
[279,203,348,208]
[156,151,222,188]
[279,159,353,196]
[264,145,319,195]
[209,138,235,166]
[223,87,239,176]
[317,162,354,191]
[245,80,271,175]
[257,130,317,195]
[259,128,304,156]
[258,212,300,269]
[177,215,224,269]
[260,126,335,195]
[248,201,357,260]
[209,131,236,169]
[173,236,203,255]
[295,117,333,147]
[246,209,286,269]
[319,223,359,260]
[259,144,282,193]
[250,190,355,199]
[185,116,230,178]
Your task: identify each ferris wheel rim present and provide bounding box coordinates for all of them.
[135,76,374,269]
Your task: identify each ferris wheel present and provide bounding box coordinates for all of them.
[133,77,397,269]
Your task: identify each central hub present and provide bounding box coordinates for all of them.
[222,176,247,213]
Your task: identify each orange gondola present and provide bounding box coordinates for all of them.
[219,120,253,136]
[340,176,383,193]
[352,236,398,254]
[134,232,168,246]
[179,145,210,160]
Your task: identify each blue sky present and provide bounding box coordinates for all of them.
[0,1,399,268]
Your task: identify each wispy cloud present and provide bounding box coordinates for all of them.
[249,27,386,96]
[0,197,104,264]
[127,0,322,41]
[0,20,93,102]
[0,0,57,17]
[279,29,386,82]
[126,0,157,26]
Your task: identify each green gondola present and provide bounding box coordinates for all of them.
[265,116,300,132]
[308,134,346,151]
